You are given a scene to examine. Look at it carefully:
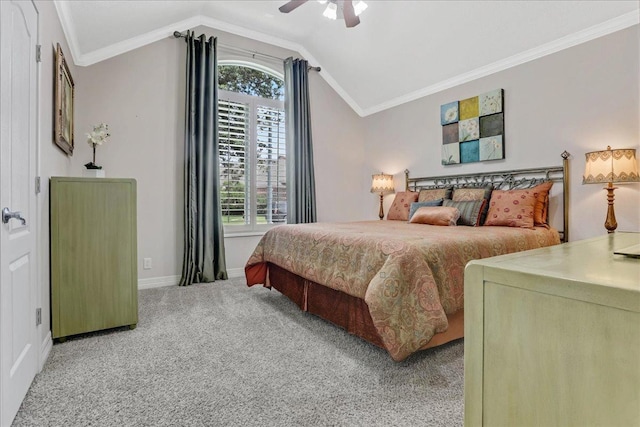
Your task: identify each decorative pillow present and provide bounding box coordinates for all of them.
[452,185,493,202]
[484,189,537,228]
[409,207,460,226]
[443,199,487,226]
[530,181,554,226]
[418,187,453,202]
[386,191,419,221]
[408,199,444,221]
[452,185,493,224]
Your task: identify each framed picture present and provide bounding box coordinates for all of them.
[54,43,74,155]
[440,89,504,165]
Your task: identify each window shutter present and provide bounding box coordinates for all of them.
[256,105,287,223]
[219,98,249,225]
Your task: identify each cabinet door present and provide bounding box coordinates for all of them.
[51,179,138,338]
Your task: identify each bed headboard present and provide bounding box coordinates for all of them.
[405,151,570,242]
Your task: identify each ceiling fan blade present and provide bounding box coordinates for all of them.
[279,0,309,13]
[342,0,360,28]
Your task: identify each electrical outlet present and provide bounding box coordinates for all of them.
[143,258,152,270]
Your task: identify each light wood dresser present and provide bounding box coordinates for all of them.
[50,177,138,341]
[464,232,640,427]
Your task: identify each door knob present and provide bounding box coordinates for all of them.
[2,207,26,225]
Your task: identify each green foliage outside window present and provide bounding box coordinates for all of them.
[219,65,284,100]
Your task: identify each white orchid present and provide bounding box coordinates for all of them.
[86,123,110,146]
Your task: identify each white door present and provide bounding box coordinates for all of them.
[0,0,39,425]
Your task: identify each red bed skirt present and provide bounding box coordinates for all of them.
[263,262,464,354]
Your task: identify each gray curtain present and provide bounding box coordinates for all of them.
[179,32,227,286]
[284,57,317,224]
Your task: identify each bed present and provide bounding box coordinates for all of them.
[245,155,570,361]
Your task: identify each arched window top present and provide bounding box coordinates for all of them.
[218,60,284,101]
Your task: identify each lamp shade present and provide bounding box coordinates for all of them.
[371,173,395,194]
[583,146,640,184]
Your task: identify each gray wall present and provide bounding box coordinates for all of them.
[35,0,76,359]
[42,14,639,290]
[71,27,365,280]
[361,26,640,241]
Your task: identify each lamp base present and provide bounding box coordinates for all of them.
[604,183,618,233]
[378,193,384,220]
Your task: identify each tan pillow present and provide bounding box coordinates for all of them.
[484,189,537,228]
[409,206,460,226]
[387,191,419,221]
[452,185,493,202]
[530,181,553,226]
[418,187,452,202]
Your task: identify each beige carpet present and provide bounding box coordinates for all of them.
[13,278,463,426]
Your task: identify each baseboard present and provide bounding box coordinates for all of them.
[39,331,52,372]
[138,275,180,290]
[138,270,243,289]
[226,268,244,279]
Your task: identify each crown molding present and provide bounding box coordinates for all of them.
[53,1,82,65]
[361,11,639,117]
[54,4,637,118]
[53,7,365,116]
[77,15,202,66]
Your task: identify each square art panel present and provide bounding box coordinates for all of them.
[459,96,479,120]
[460,140,480,163]
[442,143,460,165]
[459,118,479,142]
[440,89,504,165]
[479,136,504,161]
[479,89,503,116]
[440,101,459,125]
[442,122,459,144]
[479,113,503,138]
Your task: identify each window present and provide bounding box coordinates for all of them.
[218,64,286,232]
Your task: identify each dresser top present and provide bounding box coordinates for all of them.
[468,232,640,294]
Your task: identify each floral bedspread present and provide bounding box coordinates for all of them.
[245,221,560,361]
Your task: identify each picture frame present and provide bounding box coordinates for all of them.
[440,89,504,165]
[54,43,74,155]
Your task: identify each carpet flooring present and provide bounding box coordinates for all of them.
[13,278,463,426]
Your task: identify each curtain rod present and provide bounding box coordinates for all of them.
[172,31,321,72]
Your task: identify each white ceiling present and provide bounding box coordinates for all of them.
[54,1,639,116]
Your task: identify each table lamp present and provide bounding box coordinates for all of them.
[371,173,395,220]
[583,146,639,233]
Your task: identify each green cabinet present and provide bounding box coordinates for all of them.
[50,177,138,340]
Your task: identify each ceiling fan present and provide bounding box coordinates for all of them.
[279,0,368,28]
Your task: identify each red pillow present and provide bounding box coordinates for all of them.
[387,191,419,221]
[484,189,537,228]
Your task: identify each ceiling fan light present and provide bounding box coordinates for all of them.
[323,3,337,20]
[353,1,368,16]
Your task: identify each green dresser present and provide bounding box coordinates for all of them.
[50,177,138,340]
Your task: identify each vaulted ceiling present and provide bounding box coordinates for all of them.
[54,1,638,116]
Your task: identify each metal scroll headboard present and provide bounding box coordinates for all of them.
[405,151,570,242]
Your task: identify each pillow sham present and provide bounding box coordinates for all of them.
[443,199,487,226]
[484,188,537,228]
[386,191,419,221]
[451,185,493,202]
[409,206,460,226]
[530,181,553,226]
[408,199,444,221]
[418,187,452,202]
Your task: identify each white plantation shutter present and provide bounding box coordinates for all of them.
[219,97,249,225]
[218,90,286,230]
[256,105,286,223]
